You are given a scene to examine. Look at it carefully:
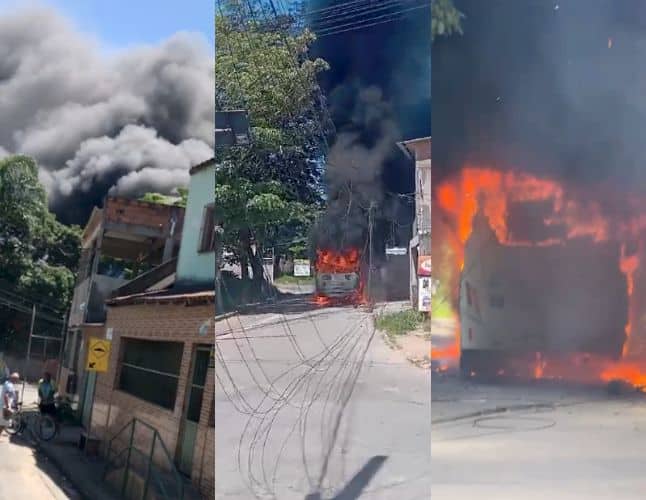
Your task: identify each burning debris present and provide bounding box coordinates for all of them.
[433,166,646,390]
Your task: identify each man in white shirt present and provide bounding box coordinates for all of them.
[0,372,19,435]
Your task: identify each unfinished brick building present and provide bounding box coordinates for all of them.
[67,159,216,499]
[60,196,185,427]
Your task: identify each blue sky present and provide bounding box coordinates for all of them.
[0,0,212,47]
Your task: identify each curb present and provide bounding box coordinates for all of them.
[431,402,556,425]
[215,311,237,323]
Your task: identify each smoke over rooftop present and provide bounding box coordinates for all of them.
[0,7,214,224]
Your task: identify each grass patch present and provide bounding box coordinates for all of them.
[274,275,314,285]
[375,309,426,337]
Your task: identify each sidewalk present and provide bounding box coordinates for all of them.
[19,383,119,500]
[383,326,431,369]
[35,425,119,500]
[375,303,432,369]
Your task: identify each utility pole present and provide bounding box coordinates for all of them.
[367,201,376,309]
[215,222,225,315]
[56,309,69,386]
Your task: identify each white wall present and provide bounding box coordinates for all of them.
[176,164,215,285]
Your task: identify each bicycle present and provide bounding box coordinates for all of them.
[5,401,59,441]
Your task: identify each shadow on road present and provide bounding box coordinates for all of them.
[304,456,388,500]
[5,430,81,499]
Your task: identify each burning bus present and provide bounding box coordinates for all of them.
[435,167,646,384]
[459,205,629,376]
[313,248,364,304]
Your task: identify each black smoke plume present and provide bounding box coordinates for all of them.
[308,0,431,253]
[313,85,401,251]
[0,7,214,225]
[433,0,646,193]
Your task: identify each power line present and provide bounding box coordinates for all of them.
[303,0,394,17]
[315,3,430,37]
[0,291,65,325]
[0,280,65,316]
[309,0,421,27]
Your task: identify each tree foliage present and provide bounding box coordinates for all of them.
[0,155,81,312]
[432,0,464,41]
[139,188,188,208]
[216,3,331,290]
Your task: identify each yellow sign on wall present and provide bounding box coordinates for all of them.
[86,337,112,372]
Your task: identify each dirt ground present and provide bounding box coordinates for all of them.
[381,322,431,369]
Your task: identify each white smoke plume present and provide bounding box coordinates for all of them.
[0,6,214,222]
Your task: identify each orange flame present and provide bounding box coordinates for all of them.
[600,362,646,390]
[534,352,546,379]
[619,243,639,357]
[312,248,366,306]
[315,248,361,274]
[434,166,646,387]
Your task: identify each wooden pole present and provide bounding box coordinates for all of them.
[367,202,376,309]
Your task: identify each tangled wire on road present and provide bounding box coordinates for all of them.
[214,297,384,499]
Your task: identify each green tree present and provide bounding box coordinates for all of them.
[0,155,81,312]
[432,0,464,41]
[215,177,315,281]
[216,4,330,295]
[139,188,188,208]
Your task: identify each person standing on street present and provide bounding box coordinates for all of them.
[38,372,57,417]
[0,372,20,436]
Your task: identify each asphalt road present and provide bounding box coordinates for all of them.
[432,372,646,500]
[215,301,430,500]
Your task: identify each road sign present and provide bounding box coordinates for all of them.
[385,247,407,256]
[86,337,111,373]
[293,259,311,277]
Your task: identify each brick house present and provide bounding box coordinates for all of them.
[81,159,216,498]
[59,196,185,426]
